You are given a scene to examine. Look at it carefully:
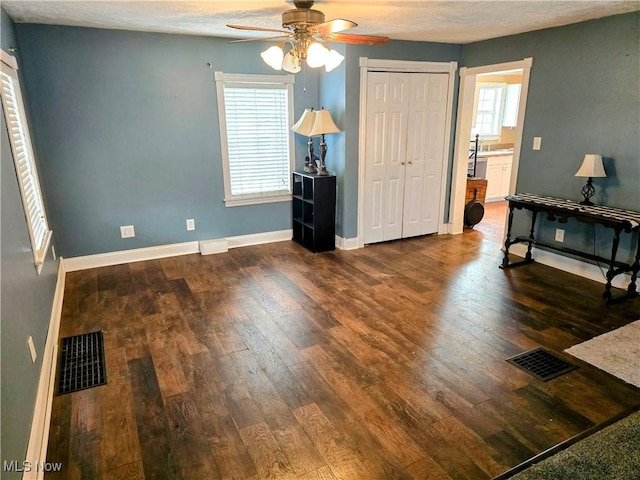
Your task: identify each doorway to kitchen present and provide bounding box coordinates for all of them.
[450,58,533,244]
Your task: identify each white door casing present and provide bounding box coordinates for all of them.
[363,71,450,243]
[358,58,457,248]
[450,58,533,235]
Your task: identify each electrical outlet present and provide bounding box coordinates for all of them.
[120,225,135,238]
[28,336,37,363]
[555,228,565,242]
[186,219,195,231]
[533,136,542,150]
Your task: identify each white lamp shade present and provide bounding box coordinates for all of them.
[575,154,606,178]
[306,42,329,68]
[324,49,344,72]
[261,45,284,70]
[282,51,301,73]
[310,109,341,136]
[291,108,316,136]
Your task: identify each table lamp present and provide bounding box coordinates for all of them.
[291,108,317,173]
[309,108,341,176]
[575,154,606,205]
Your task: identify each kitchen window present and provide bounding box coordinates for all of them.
[472,83,506,138]
[215,72,295,207]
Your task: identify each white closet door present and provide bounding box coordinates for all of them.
[364,72,409,243]
[418,73,448,235]
[364,71,448,243]
[402,73,430,238]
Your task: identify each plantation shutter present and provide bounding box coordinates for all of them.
[215,73,295,206]
[1,50,52,271]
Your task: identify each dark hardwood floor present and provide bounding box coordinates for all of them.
[46,220,640,479]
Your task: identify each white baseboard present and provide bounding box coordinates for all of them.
[199,239,229,255]
[64,241,200,272]
[336,235,360,250]
[510,244,632,290]
[226,229,291,249]
[23,259,66,480]
[64,230,293,270]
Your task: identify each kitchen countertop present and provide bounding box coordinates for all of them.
[475,149,514,158]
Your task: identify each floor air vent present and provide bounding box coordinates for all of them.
[507,347,577,382]
[57,331,107,395]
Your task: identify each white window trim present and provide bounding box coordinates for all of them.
[215,71,295,207]
[1,49,52,274]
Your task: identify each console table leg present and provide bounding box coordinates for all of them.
[501,204,515,269]
[603,228,622,301]
[628,233,640,295]
[525,211,538,262]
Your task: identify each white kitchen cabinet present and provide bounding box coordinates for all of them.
[485,155,512,201]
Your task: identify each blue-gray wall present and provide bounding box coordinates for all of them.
[15,24,319,258]
[1,8,59,477]
[462,12,640,262]
[10,12,640,259]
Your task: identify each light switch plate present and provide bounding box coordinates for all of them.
[533,136,542,150]
[186,219,195,231]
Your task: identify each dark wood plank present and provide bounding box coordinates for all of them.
[128,356,180,479]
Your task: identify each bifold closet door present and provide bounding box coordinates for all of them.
[363,71,448,244]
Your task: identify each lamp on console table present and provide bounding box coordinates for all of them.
[575,153,606,205]
[309,108,341,176]
[291,108,317,173]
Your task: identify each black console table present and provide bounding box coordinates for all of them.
[500,193,640,302]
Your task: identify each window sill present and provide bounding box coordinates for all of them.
[224,194,292,207]
[34,229,53,275]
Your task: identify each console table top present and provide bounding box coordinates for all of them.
[506,193,640,230]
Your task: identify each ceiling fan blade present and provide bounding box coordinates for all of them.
[229,35,292,43]
[323,33,389,46]
[308,18,357,35]
[227,24,291,35]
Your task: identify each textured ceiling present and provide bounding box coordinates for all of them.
[3,1,639,44]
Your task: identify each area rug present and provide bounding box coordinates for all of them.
[506,410,640,480]
[564,320,640,388]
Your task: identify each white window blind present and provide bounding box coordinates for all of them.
[215,72,295,207]
[1,50,52,273]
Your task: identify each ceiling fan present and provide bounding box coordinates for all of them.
[227,0,389,73]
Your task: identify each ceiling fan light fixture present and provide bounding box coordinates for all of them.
[261,45,284,70]
[306,42,329,68]
[282,50,301,73]
[324,49,344,72]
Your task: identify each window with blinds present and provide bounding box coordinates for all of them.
[215,72,295,207]
[1,50,52,274]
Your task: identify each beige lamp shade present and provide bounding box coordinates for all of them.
[309,109,341,136]
[575,154,606,178]
[291,108,315,136]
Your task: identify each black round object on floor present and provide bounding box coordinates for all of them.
[464,200,485,227]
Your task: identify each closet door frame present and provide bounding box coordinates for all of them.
[357,58,458,248]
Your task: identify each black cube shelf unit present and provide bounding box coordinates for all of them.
[292,171,336,253]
